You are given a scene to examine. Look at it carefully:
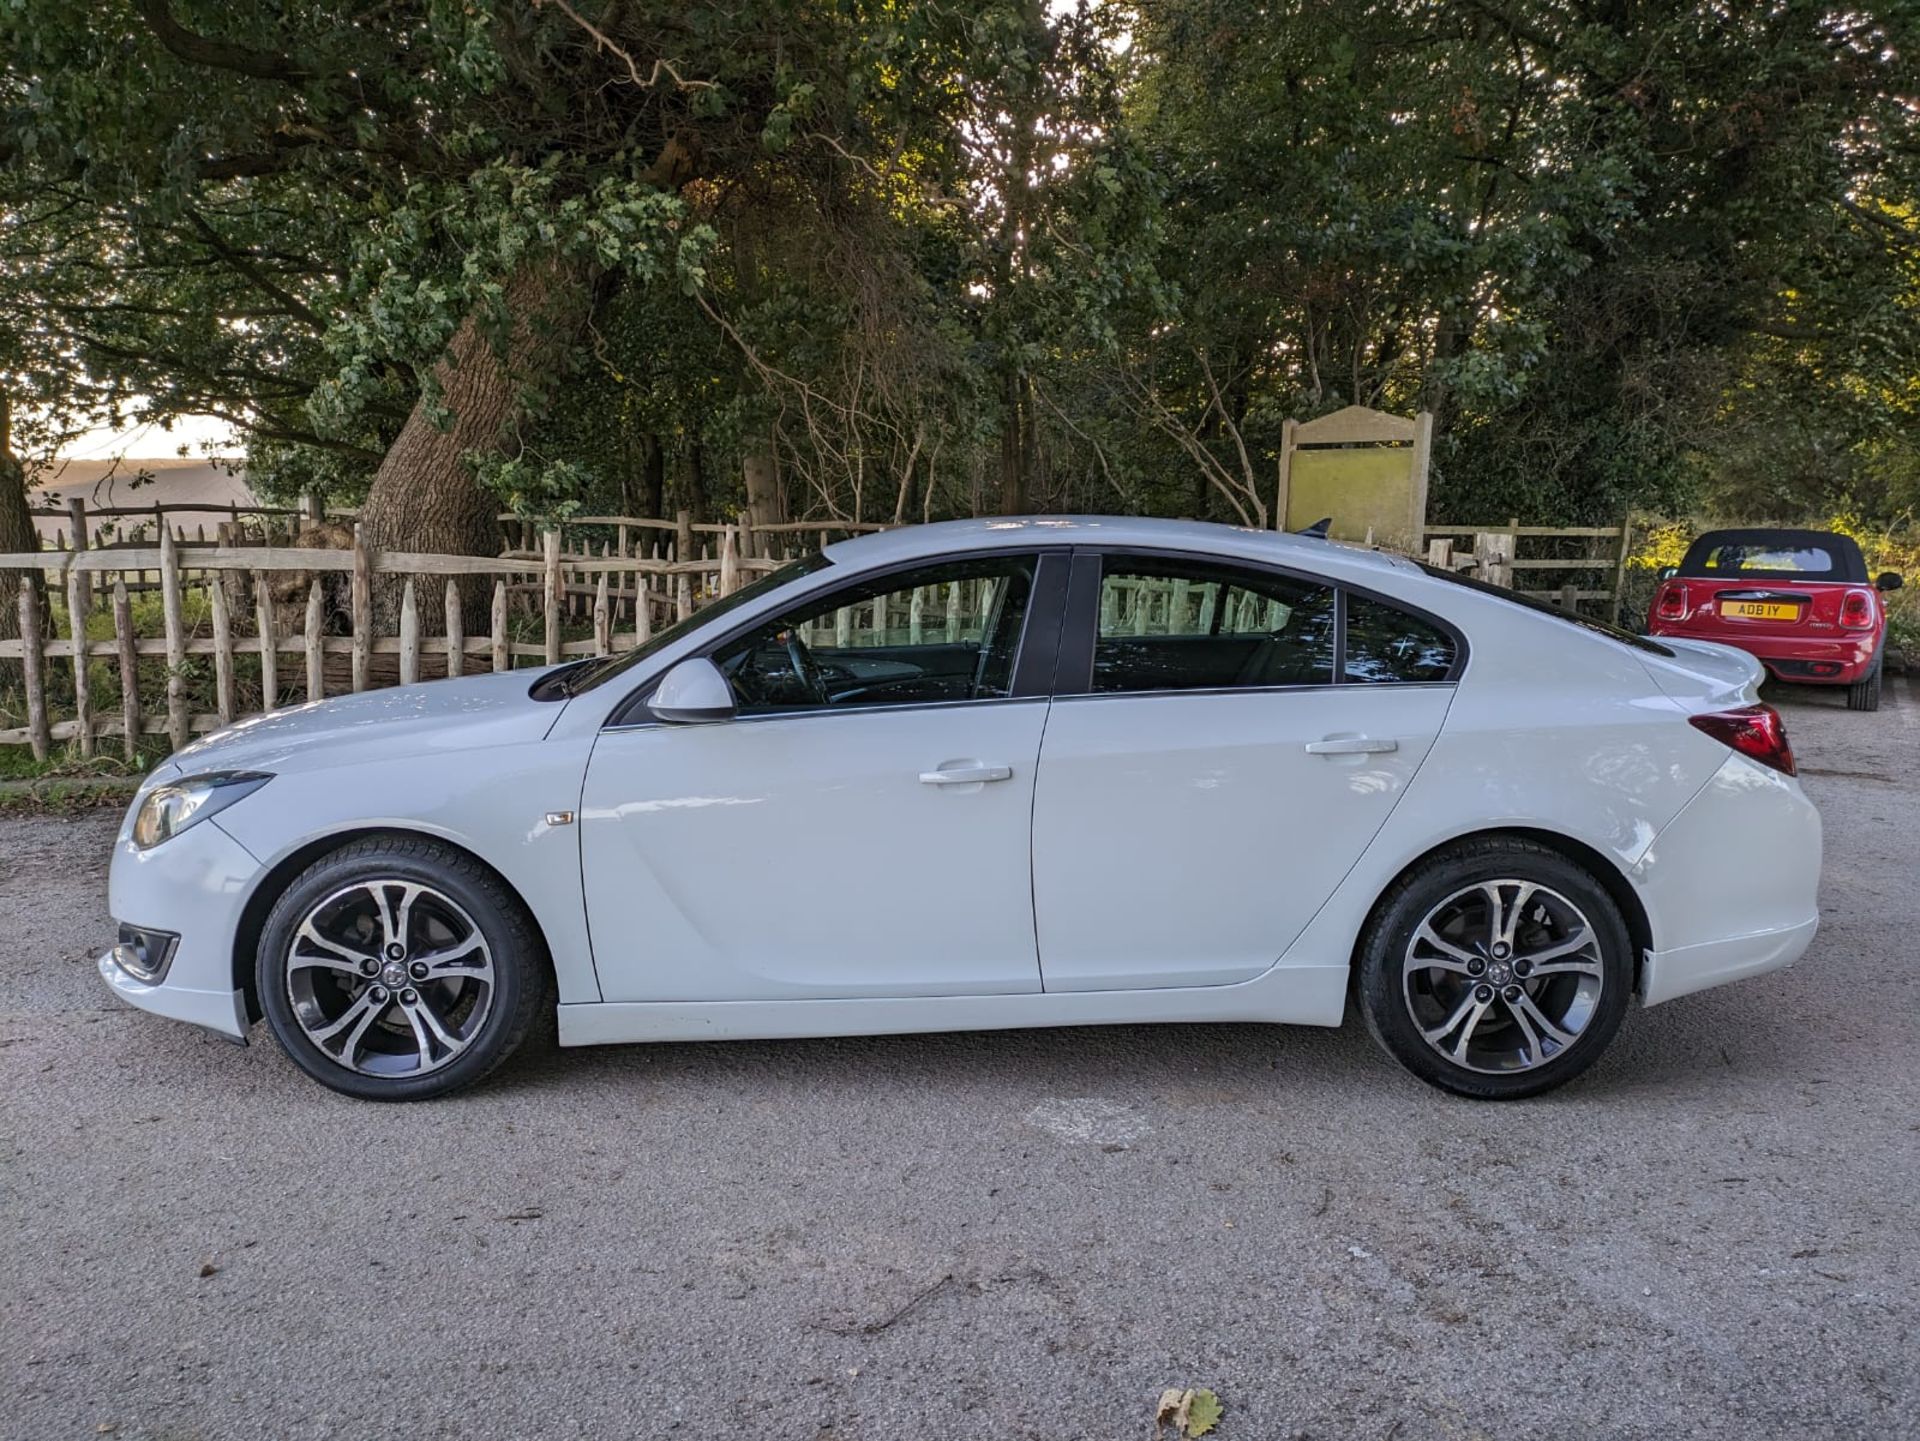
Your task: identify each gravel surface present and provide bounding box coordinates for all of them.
[3,680,1916,1441]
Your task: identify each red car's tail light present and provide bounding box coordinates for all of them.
[1653,582,1689,622]
[1689,704,1796,776]
[1839,588,1875,629]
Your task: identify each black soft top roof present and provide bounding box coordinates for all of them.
[1678,528,1867,583]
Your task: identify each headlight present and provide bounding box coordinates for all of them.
[131,772,272,850]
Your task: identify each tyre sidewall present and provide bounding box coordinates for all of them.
[1358,842,1633,1100]
[257,842,539,1101]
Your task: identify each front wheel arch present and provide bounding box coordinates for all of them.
[230,827,554,1023]
[1349,826,1654,995]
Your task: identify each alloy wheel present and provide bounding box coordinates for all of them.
[284,879,495,1078]
[1401,879,1606,1075]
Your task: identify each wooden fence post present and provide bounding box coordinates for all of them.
[65,496,93,617]
[158,526,189,748]
[445,578,463,680]
[1426,537,1455,569]
[253,570,277,712]
[542,528,561,665]
[65,563,93,758]
[1612,514,1634,626]
[209,572,235,724]
[398,579,420,685]
[491,580,509,673]
[593,573,610,656]
[675,509,693,569]
[18,578,50,761]
[350,529,372,692]
[1474,531,1515,589]
[305,579,325,703]
[113,579,139,760]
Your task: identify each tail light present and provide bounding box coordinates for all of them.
[1689,704,1796,776]
[1839,588,1875,629]
[1653,582,1689,622]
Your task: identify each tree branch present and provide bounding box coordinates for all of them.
[130,0,314,83]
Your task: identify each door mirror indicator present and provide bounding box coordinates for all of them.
[649,658,737,725]
[1877,571,1904,592]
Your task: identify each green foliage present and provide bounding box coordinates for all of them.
[4,0,1918,533]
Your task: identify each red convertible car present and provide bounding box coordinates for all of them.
[1648,528,1903,710]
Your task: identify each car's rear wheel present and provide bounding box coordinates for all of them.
[1356,838,1632,1100]
[1847,655,1882,712]
[257,837,545,1100]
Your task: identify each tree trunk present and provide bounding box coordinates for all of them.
[640,433,665,518]
[996,368,1031,515]
[0,385,42,658]
[742,448,784,534]
[357,253,596,623]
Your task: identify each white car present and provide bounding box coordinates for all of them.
[99,517,1822,1101]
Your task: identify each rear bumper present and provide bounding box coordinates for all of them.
[1630,751,1822,1005]
[1640,916,1819,1007]
[1647,625,1877,682]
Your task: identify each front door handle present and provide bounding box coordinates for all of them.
[919,763,1013,785]
[1304,736,1398,756]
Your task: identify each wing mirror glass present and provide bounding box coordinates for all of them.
[649,657,736,724]
[1656,566,1678,582]
[1876,570,1904,592]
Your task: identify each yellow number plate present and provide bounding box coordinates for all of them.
[1722,601,1799,621]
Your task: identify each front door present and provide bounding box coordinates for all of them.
[581,551,1061,1003]
[1032,552,1458,991]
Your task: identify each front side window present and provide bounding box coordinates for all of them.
[1090,557,1336,693]
[710,555,1038,714]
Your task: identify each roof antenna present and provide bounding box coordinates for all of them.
[1296,517,1332,539]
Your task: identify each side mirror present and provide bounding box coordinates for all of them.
[649,658,736,724]
[1657,567,1678,582]
[1876,571,1904,592]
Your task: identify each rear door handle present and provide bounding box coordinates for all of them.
[919,763,1013,785]
[1304,736,1398,755]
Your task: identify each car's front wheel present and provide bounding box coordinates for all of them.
[256,836,545,1100]
[1356,837,1632,1100]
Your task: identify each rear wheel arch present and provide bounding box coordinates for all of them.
[1350,827,1655,988]
[231,827,554,1021]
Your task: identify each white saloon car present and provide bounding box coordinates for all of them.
[99,517,1822,1101]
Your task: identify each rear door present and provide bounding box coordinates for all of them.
[1030,551,1458,992]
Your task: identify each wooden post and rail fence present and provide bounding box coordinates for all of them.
[4,491,1639,758]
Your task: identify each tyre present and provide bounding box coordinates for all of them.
[1846,656,1882,712]
[1356,837,1633,1100]
[256,836,546,1100]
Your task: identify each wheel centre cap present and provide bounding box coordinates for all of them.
[1486,960,1513,987]
[381,962,408,989]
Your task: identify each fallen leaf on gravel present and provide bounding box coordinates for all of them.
[499,1208,544,1222]
[1156,1386,1224,1438]
[197,1262,218,1278]
[1184,1389,1223,1436]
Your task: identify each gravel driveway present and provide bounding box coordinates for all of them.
[4,681,1916,1441]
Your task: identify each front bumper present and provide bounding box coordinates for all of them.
[98,950,249,1042]
[96,815,261,1044]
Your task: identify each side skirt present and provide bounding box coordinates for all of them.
[555,965,1350,1047]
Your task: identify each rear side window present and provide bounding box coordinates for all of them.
[1342,595,1457,683]
[1092,558,1335,693]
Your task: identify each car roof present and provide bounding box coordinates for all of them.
[1681,527,1867,582]
[822,515,1419,582]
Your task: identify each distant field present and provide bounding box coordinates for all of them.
[30,457,253,546]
